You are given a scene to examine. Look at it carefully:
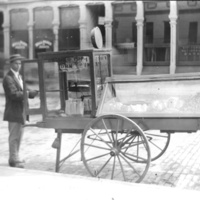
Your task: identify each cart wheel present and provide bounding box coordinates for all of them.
[81,114,151,183]
[144,131,171,161]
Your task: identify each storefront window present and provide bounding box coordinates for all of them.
[59,29,80,51]
[10,9,29,58]
[112,2,137,69]
[59,6,80,50]
[34,29,53,58]
[10,30,28,57]
[144,1,170,65]
[178,1,200,65]
[0,12,3,52]
[34,7,53,58]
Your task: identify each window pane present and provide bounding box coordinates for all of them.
[34,7,53,29]
[0,12,3,52]
[178,1,200,64]
[60,6,80,28]
[43,62,61,113]
[95,54,110,105]
[43,57,92,116]
[146,22,153,43]
[188,22,198,44]
[59,29,80,50]
[112,2,137,70]
[10,9,28,30]
[144,1,170,64]
[10,30,28,58]
[34,29,54,58]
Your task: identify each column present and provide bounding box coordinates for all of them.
[53,24,59,52]
[135,1,144,75]
[3,10,10,59]
[52,6,60,52]
[79,3,87,49]
[104,1,113,49]
[28,8,34,59]
[169,1,178,74]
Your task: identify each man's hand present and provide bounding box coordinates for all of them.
[28,90,38,99]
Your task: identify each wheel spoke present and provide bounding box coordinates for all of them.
[102,119,113,143]
[104,117,116,146]
[84,143,111,151]
[122,136,137,152]
[95,156,112,176]
[117,155,126,181]
[111,131,115,146]
[115,119,120,147]
[121,140,147,151]
[85,152,110,162]
[140,135,148,151]
[119,153,140,177]
[137,136,139,161]
[90,128,113,149]
[87,133,112,144]
[111,156,116,179]
[149,140,163,151]
[119,133,135,149]
[118,130,132,147]
[121,151,147,162]
[84,134,98,154]
[144,132,170,161]
[87,130,112,144]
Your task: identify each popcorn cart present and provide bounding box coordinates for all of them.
[22,49,200,183]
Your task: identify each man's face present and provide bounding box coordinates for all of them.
[11,60,22,72]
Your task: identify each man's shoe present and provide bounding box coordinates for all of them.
[9,161,24,168]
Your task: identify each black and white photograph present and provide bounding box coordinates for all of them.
[1,0,200,199]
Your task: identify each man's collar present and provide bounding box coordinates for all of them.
[10,68,19,77]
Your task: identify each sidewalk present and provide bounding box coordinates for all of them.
[1,82,200,191]
[1,166,200,200]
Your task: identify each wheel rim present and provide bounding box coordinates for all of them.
[144,131,170,161]
[81,114,151,183]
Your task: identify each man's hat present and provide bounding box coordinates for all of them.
[8,54,25,63]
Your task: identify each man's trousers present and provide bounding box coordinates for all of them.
[8,122,24,162]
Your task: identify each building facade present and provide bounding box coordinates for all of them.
[0,1,200,76]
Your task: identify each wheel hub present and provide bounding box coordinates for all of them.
[110,148,119,156]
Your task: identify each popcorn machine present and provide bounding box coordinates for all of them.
[23,49,112,127]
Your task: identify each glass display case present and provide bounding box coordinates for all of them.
[97,74,200,118]
[22,49,112,130]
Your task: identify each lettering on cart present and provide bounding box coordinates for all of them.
[59,56,89,72]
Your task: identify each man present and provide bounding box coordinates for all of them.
[2,54,38,168]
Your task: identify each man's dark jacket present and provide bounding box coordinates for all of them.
[3,70,25,124]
